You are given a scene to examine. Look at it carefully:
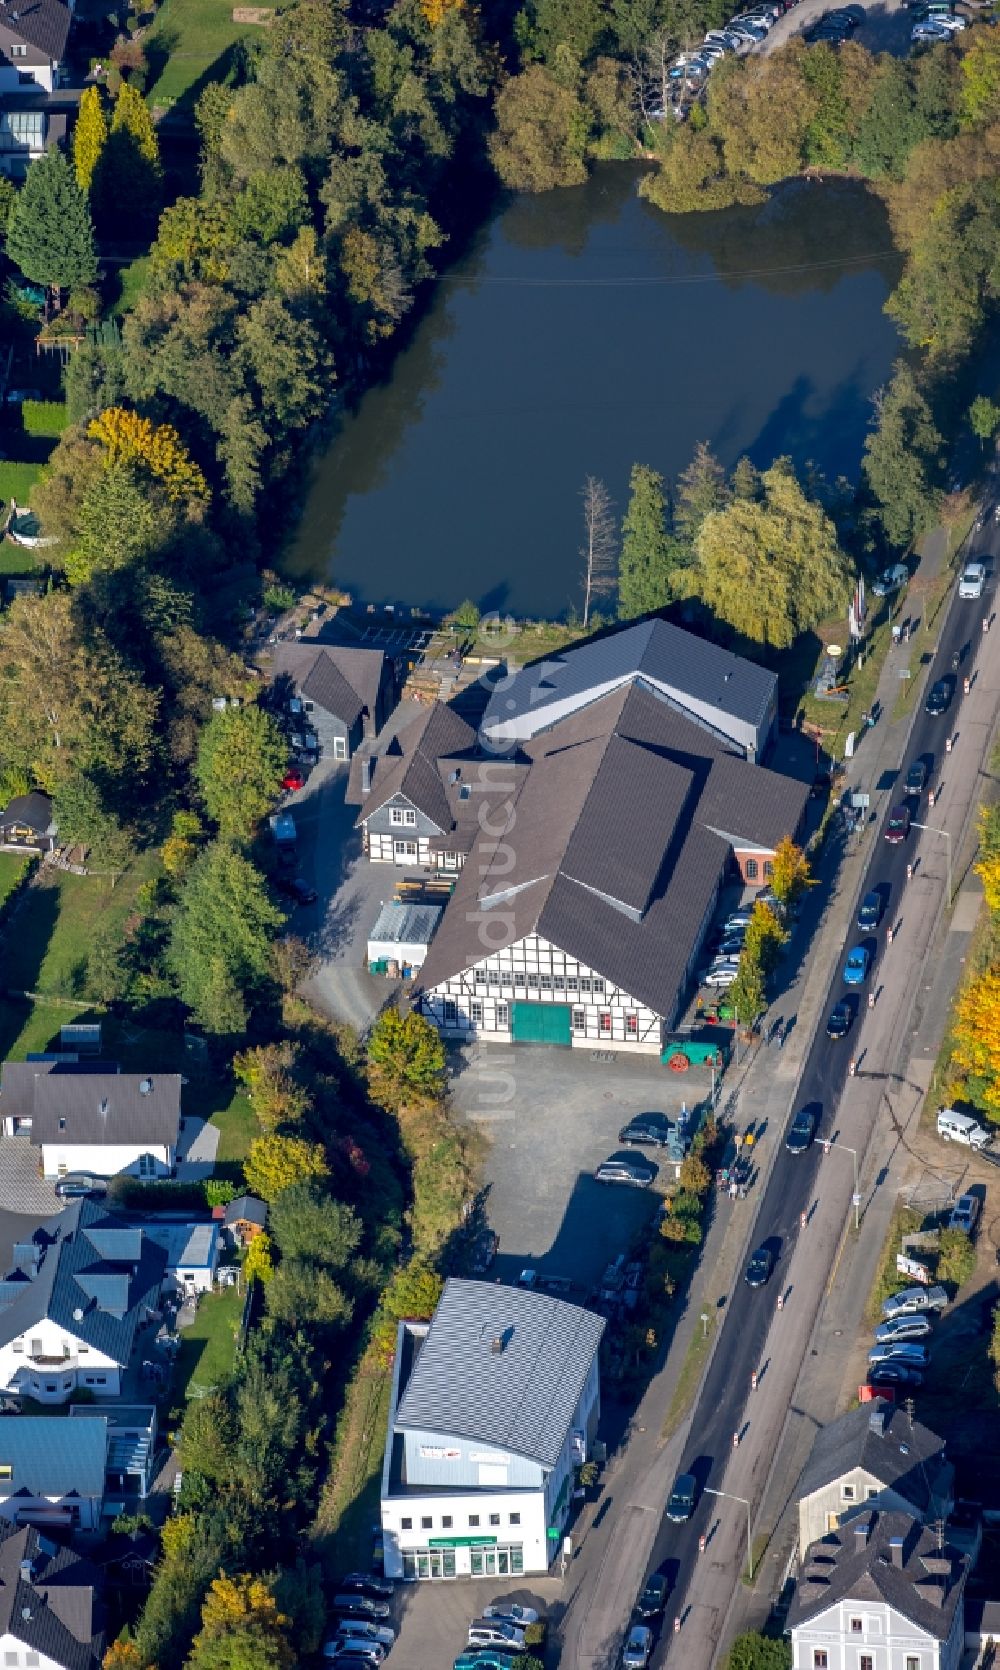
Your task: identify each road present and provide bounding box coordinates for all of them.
[632,553,998,1665]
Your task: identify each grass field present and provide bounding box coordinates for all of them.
[1,861,158,1000]
[0,853,29,914]
[170,1286,243,1420]
[145,0,257,108]
[0,461,43,507]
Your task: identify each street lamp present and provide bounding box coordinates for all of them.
[822,1137,860,1230]
[910,821,953,904]
[704,1486,753,1581]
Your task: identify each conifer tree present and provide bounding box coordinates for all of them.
[6,151,98,304]
[73,85,108,193]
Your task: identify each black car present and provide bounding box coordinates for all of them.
[595,1152,658,1188]
[867,1362,924,1387]
[786,1107,817,1152]
[54,1171,108,1200]
[905,760,928,798]
[826,1000,853,1042]
[857,890,882,932]
[745,1245,774,1287]
[636,1573,669,1618]
[926,678,952,716]
[331,1595,392,1623]
[618,1113,674,1150]
[666,1472,698,1522]
[277,875,319,906]
[339,1574,395,1601]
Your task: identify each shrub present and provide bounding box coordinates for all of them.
[936,1227,976,1291]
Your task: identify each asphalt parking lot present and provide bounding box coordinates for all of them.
[390,1573,564,1670]
[449,1045,719,1293]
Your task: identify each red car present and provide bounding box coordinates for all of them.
[884,804,910,844]
[282,768,305,792]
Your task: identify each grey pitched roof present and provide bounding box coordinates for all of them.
[0,1523,103,1670]
[28,1072,181,1150]
[300,651,365,730]
[788,1511,967,1641]
[0,1060,117,1125]
[414,683,808,1019]
[0,1198,166,1366]
[0,0,71,61]
[0,1416,107,1501]
[224,1194,267,1229]
[482,619,777,747]
[797,1401,950,1514]
[270,642,387,726]
[0,791,55,835]
[347,703,504,834]
[395,1278,604,1469]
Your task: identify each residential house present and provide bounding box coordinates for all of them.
[0,1062,182,1180]
[0,87,67,174]
[223,1195,267,1247]
[381,1277,604,1580]
[797,1403,954,1561]
[0,1416,108,1530]
[70,1404,157,1503]
[481,617,779,763]
[269,641,395,762]
[0,791,57,853]
[0,1198,167,1405]
[0,1522,105,1669]
[0,0,71,95]
[789,1510,968,1670]
[0,1059,117,1137]
[145,1221,219,1295]
[411,682,808,1050]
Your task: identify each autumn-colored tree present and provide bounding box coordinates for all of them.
[244,1133,329,1201]
[768,836,813,909]
[187,1574,294,1670]
[74,86,108,193]
[103,1643,151,1670]
[373,1261,444,1363]
[233,1043,311,1132]
[112,82,161,170]
[243,1231,274,1285]
[368,1008,447,1109]
[162,809,205,879]
[88,408,208,503]
[679,1152,712,1196]
[974,804,1000,914]
[421,0,463,23]
[950,966,1000,1118]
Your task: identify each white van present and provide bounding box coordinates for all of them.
[936,1108,990,1149]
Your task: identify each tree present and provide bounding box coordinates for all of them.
[675,441,727,543]
[488,66,590,192]
[723,1633,792,1670]
[974,804,1000,913]
[243,1133,330,1201]
[234,1043,311,1131]
[742,900,786,980]
[618,464,675,619]
[187,1575,294,1670]
[195,705,287,840]
[88,408,208,504]
[74,86,108,193]
[65,464,160,585]
[162,810,205,879]
[959,30,1000,128]
[950,966,1000,1117]
[695,462,854,648]
[969,395,1000,451]
[52,770,132,868]
[768,836,812,909]
[242,1232,274,1285]
[268,1183,362,1268]
[863,362,943,548]
[5,150,97,303]
[580,475,616,628]
[265,1260,353,1327]
[852,57,921,181]
[168,842,284,1033]
[367,1009,447,1109]
[94,82,162,231]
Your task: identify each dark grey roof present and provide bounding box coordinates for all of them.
[395,1278,604,1469]
[224,1194,267,1229]
[0,1198,166,1366]
[347,703,497,833]
[0,0,71,62]
[0,1060,116,1124]
[0,1416,107,1501]
[270,642,387,726]
[415,683,807,1020]
[301,651,365,730]
[0,790,55,834]
[797,1401,950,1514]
[28,1072,181,1149]
[0,1523,103,1670]
[788,1511,967,1640]
[481,619,777,746]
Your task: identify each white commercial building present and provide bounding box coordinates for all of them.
[380,1278,604,1581]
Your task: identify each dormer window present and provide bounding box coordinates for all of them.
[11,44,27,56]
[389,807,416,827]
[58,1118,66,1131]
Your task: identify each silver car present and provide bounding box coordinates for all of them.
[881,1284,948,1320]
[623,1625,654,1669]
[874,1314,932,1345]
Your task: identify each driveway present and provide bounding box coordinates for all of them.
[449,1045,720,1294]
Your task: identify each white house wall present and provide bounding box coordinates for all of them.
[0,1317,120,1405]
[421,933,663,1052]
[0,1629,83,1670]
[793,1597,962,1670]
[381,1484,549,1580]
[39,1142,173,1181]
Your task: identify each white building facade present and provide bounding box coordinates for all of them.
[0,1315,120,1404]
[39,1140,173,1182]
[793,1592,964,1670]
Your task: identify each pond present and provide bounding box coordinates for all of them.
[284,167,903,621]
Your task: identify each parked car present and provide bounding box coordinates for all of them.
[282,767,306,791]
[867,1363,924,1388]
[874,1314,933,1344]
[619,1113,674,1149]
[666,1472,698,1522]
[857,889,883,931]
[482,1603,539,1628]
[595,1153,658,1188]
[843,946,870,985]
[339,1574,395,1601]
[331,1596,392,1623]
[635,1573,669,1618]
[453,1656,520,1670]
[869,1342,930,1368]
[881,1284,948,1319]
[913,20,952,35]
[333,1620,396,1649]
[703,962,740,988]
[786,1107,817,1152]
[323,1647,384,1668]
[926,678,952,716]
[276,874,319,906]
[622,1625,654,1669]
[745,1245,775,1288]
[54,1172,108,1200]
[948,1193,981,1235]
[826,999,854,1041]
[959,561,986,599]
[723,910,755,931]
[872,563,909,596]
[905,761,928,798]
[884,803,911,845]
[469,1621,526,1651]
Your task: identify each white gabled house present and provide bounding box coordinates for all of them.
[0,1062,181,1181]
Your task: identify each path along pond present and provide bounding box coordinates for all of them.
[283,166,903,621]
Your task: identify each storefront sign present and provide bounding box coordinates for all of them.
[429,1535,498,1548]
[418,1445,461,1460]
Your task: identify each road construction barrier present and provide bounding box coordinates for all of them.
[776,1293,784,1312]
[906,862,912,880]
[886,925,894,944]
[868,991,875,1010]
[849,1058,857,1077]
[946,736,952,754]
[751,1369,758,1391]
[964,676,970,695]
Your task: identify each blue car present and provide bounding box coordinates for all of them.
[843,946,869,985]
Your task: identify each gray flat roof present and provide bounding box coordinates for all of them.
[395,1278,604,1469]
[369,902,443,948]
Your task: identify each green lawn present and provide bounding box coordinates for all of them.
[111,257,152,318]
[1,861,158,999]
[0,852,29,914]
[145,0,257,109]
[0,461,43,506]
[207,1088,255,1168]
[0,996,89,1062]
[0,541,41,577]
[170,1286,243,1417]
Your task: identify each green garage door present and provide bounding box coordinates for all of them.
[510,1002,572,1046]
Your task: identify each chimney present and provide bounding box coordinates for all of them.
[490,1335,505,1355]
[888,1536,905,1568]
[869,1409,888,1437]
[19,1558,33,1585]
[361,759,373,795]
[854,1519,871,1549]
